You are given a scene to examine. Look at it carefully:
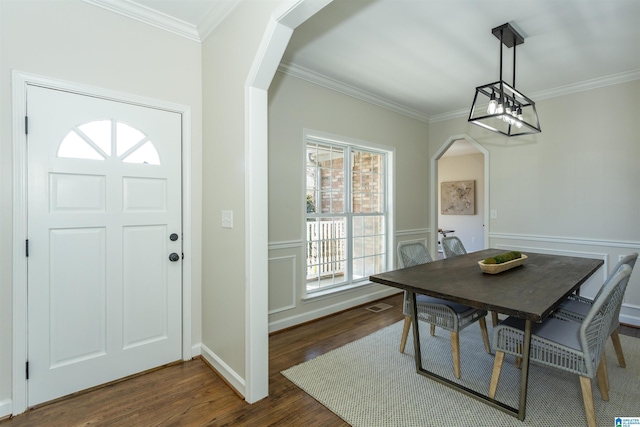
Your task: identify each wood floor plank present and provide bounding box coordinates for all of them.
[3,293,637,426]
[1,294,405,427]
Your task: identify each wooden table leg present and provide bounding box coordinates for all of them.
[409,291,423,372]
[518,320,532,421]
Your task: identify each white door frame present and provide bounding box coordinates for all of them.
[11,71,193,415]
[429,134,490,256]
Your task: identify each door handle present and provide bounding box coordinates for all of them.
[170,233,179,241]
[169,253,180,262]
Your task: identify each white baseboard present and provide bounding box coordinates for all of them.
[268,288,400,333]
[620,303,640,327]
[200,343,245,398]
[0,399,11,419]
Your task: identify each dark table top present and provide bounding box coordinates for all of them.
[370,248,603,322]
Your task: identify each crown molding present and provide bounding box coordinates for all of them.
[280,61,640,124]
[83,0,240,43]
[198,1,240,41]
[83,0,201,41]
[277,62,430,123]
[530,68,640,102]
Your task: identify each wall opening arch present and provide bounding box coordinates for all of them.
[429,134,490,257]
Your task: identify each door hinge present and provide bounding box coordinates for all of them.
[26,239,29,257]
[25,116,28,135]
[26,361,29,380]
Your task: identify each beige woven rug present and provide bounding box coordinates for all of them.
[282,321,640,426]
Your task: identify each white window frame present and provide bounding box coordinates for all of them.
[302,129,395,298]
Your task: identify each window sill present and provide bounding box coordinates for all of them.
[302,280,375,302]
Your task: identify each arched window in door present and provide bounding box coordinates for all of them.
[58,119,160,165]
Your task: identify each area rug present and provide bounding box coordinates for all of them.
[282,321,640,426]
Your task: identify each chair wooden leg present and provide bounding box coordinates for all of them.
[596,355,609,400]
[488,350,505,399]
[479,317,491,354]
[514,343,522,369]
[610,329,626,368]
[491,311,499,327]
[430,323,436,336]
[399,316,411,353]
[579,376,597,427]
[450,331,461,379]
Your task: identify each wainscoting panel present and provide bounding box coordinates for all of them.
[268,255,297,314]
[492,233,640,327]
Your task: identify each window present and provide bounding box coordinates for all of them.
[305,133,389,294]
[58,120,160,165]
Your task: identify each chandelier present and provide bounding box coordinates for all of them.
[468,23,541,137]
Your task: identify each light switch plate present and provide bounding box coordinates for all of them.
[221,210,233,228]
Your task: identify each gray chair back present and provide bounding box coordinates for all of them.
[397,241,433,268]
[579,264,632,378]
[442,236,467,258]
[397,242,433,315]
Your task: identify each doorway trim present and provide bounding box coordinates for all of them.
[11,71,193,415]
[243,0,332,402]
[429,134,490,256]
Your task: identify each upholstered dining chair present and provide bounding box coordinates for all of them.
[488,264,632,427]
[397,241,491,379]
[441,236,500,328]
[552,252,637,368]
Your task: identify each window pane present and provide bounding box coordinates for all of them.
[365,255,386,277]
[352,258,365,281]
[353,237,364,258]
[352,150,385,214]
[306,138,387,294]
[116,122,145,156]
[78,120,111,156]
[364,216,385,236]
[58,131,104,160]
[352,216,364,237]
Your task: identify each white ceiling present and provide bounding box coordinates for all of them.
[91,0,640,122]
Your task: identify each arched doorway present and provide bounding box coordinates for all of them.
[429,134,489,257]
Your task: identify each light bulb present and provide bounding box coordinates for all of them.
[487,93,497,114]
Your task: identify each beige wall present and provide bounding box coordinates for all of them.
[429,80,640,315]
[267,71,429,330]
[0,0,203,409]
[438,152,485,252]
[201,0,281,381]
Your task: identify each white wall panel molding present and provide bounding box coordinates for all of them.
[268,239,303,251]
[200,344,245,396]
[268,255,297,314]
[620,303,640,327]
[268,287,399,333]
[491,233,640,250]
[396,228,429,237]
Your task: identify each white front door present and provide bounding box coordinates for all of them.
[26,86,183,406]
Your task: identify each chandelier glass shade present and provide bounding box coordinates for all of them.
[468,23,541,137]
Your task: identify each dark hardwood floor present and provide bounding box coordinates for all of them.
[2,292,638,427]
[1,293,405,427]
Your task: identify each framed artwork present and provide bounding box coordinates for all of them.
[441,180,475,215]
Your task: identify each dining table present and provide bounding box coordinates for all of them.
[369,248,603,421]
